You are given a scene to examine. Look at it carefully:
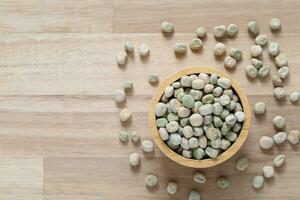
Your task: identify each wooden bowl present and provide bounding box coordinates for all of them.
[148,67,251,168]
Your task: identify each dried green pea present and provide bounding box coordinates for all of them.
[182,149,192,158]
[190,38,203,51]
[145,174,158,187]
[214,42,226,56]
[251,58,263,69]
[217,176,230,189]
[254,101,266,115]
[275,53,288,67]
[246,65,257,78]
[193,148,205,160]
[288,130,300,145]
[174,42,187,54]
[255,34,268,46]
[166,181,178,195]
[142,140,154,152]
[213,25,226,39]
[119,130,128,142]
[114,89,126,103]
[272,75,283,87]
[259,136,274,150]
[196,26,207,38]
[224,56,237,70]
[273,131,287,144]
[139,43,150,57]
[250,45,262,57]
[188,190,200,200]
[129,152,140,166]
[205,146,219,158]
[123,80,133,91]
[159,128,169,141]
[160,21,174,33]
[193,172,206,184]
[119,108,132,122]
[252,176,264,189]
[130,131,140,143]
[229,48,242,61]
[124,41,134,53]
[236,157,249,171]
[148,74,159,85]
[258,65,271,78]
[156,118,168,128]
[268,42,279,57]
[226,24,238,37]
[290,91,300,103]
[273,87,287,100]
[270,18,281,31]
[273,154,285,167]
[262,165,274,178]
[247,21,259,36]
[115,50,127,65]
[276,66,289,79]
[182,94,195,108]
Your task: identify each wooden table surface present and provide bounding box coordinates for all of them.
[0,0,299,199]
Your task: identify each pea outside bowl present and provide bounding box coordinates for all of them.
[148,67,251,168]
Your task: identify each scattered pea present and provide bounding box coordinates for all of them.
[124,41,134,53]
[272,75,283,87]
[190,38,203,51]
[166,181,178,195]
[214,42,226,56]
[262,165,274,178]
[259,136,274,150]
[229,48,242,61]
[119,130,128,142]
[119,108,132,122]
[236,157,249,171]
[196,26,207,38]
[148,74,159,85]
[287,130,300,145]
[160,21,174,33]
[217,176,230,189]
[142,140,154,152]
[290,91,300,103]
[247,21,259,36]
[258,65,271,78]
[115,50,127,65]
[270,18,281,31]
[188,190,200,200]
[246,65,258,78]
[273,154,285,167]
[254,101,266,115]
[139,43,150,57]
[273,87,287,99]
[226,24,238,37]
[123,80,133,91]
[129,152,140,166]
[276,66,289,79]
[255,34,268,46]
[273,132,287,144]
[275,53,288,68]
[145,174,158,187]
[251,58,263,69]
[130,131,140,143]
[193,172,206,184]
[114,89,126,103]
[252,176,264,189]
[174,42,187,54]
[224,56,237,69]
[250,45,263,57]
[268,42,280,57]
[213,25,226,39]
[273,115,286,129]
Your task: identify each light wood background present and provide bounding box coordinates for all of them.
[0,0,299,199]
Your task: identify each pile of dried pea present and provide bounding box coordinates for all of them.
[114,18,299,199]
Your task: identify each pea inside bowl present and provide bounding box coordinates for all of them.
[148,67,251,168]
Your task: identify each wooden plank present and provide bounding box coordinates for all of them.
[0,0,113,33]
[44,154,300,200]
[0,95,298,157]
[0,33,299,96]
[114,0,300,33]
[0,158,43,200]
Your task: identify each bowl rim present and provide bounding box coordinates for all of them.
[148,66,251,168]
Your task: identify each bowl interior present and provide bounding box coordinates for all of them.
[148,66,251,168]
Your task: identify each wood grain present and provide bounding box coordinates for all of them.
[0,158,43,200]
[0,0,113,33]
[149,67,251,168]
[0,0,299,199]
